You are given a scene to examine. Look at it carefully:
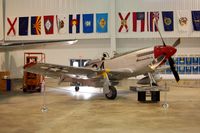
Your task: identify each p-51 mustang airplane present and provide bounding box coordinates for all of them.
[24,21,180,100]
[24,37,180,100]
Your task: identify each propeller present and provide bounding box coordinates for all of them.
[154,18,180,82]
[154,18,166,46]
[149,55,166,70]
[168,57,180,82]
[172,38,181,47]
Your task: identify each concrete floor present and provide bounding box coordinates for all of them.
[0,79,200,133]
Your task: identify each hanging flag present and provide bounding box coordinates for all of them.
[56,15,67,34]
[7,17,17,36]
[69,14,80,34]
[162,11,174,31]
[192,11,200,31]
[118,12,130,32]
[19,17,29,36]
[147,11,159,32]
[177,10,191,32]
[83,14,94,33]
[132,12,145,32]
[31,16,41,35]
[96,13,108,33]
[44,15,54,34]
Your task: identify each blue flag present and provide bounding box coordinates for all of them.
[83,14,93,33]
[96,13,108,33]
[162,11,174,31]
[69,14,80,34]
[192,11,200,31]
[19,17,29,36]
[31,16,41,35]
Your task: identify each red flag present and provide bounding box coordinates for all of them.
[44,15,54,34]
[133,12,145,32]
[7,17,17,36]
[147,12,159,32]
[118,12,130,32]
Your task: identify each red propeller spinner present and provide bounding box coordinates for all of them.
[154,45,177,61]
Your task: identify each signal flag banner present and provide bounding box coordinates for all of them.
[118,12,130,32]
[162,11,174,31]
[7,17,17,36]
[177,10,191,32]
[83,14,94,33]
[132,12,145,32]
[19,17,29,36]
[44,15,54,34]
[31,16,41,35]
[69,14,80,34]
[147,11,159,32]
[56,15,67,34]
[96,13,108,33]
[192,11,200,31]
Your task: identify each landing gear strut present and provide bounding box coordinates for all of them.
[105,86,117,100]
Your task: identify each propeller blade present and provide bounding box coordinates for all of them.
[149,55,165,70]
[172,38,181,47]
[168,57,180,82]
[171,68,180,82]
[154,18,166,46]
[168,57,175,67]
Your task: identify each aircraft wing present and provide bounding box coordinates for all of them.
[24,63,134,80]
[24,63,98,78]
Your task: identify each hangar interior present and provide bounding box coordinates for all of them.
[0,0,200,133]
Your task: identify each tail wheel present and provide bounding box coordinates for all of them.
[105,86,117,100]
[75,86,79,92]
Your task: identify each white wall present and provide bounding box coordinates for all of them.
[0,0,3,41]
[0,52,5,71]
[117,38,200,54]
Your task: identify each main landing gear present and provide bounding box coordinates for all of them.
[105,86,117,100]
[73,85,117,99]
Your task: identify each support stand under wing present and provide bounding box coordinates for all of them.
[130,82,169,108]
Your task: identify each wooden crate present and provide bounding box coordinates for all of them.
[0,71,10,91]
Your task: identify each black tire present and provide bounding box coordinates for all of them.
[105,86,117,100]
[151,91,160,102]
[75,86,79,92]
[138,91,146,102]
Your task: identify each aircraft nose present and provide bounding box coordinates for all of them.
[168,46,177,56]
[154,45,177,59]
